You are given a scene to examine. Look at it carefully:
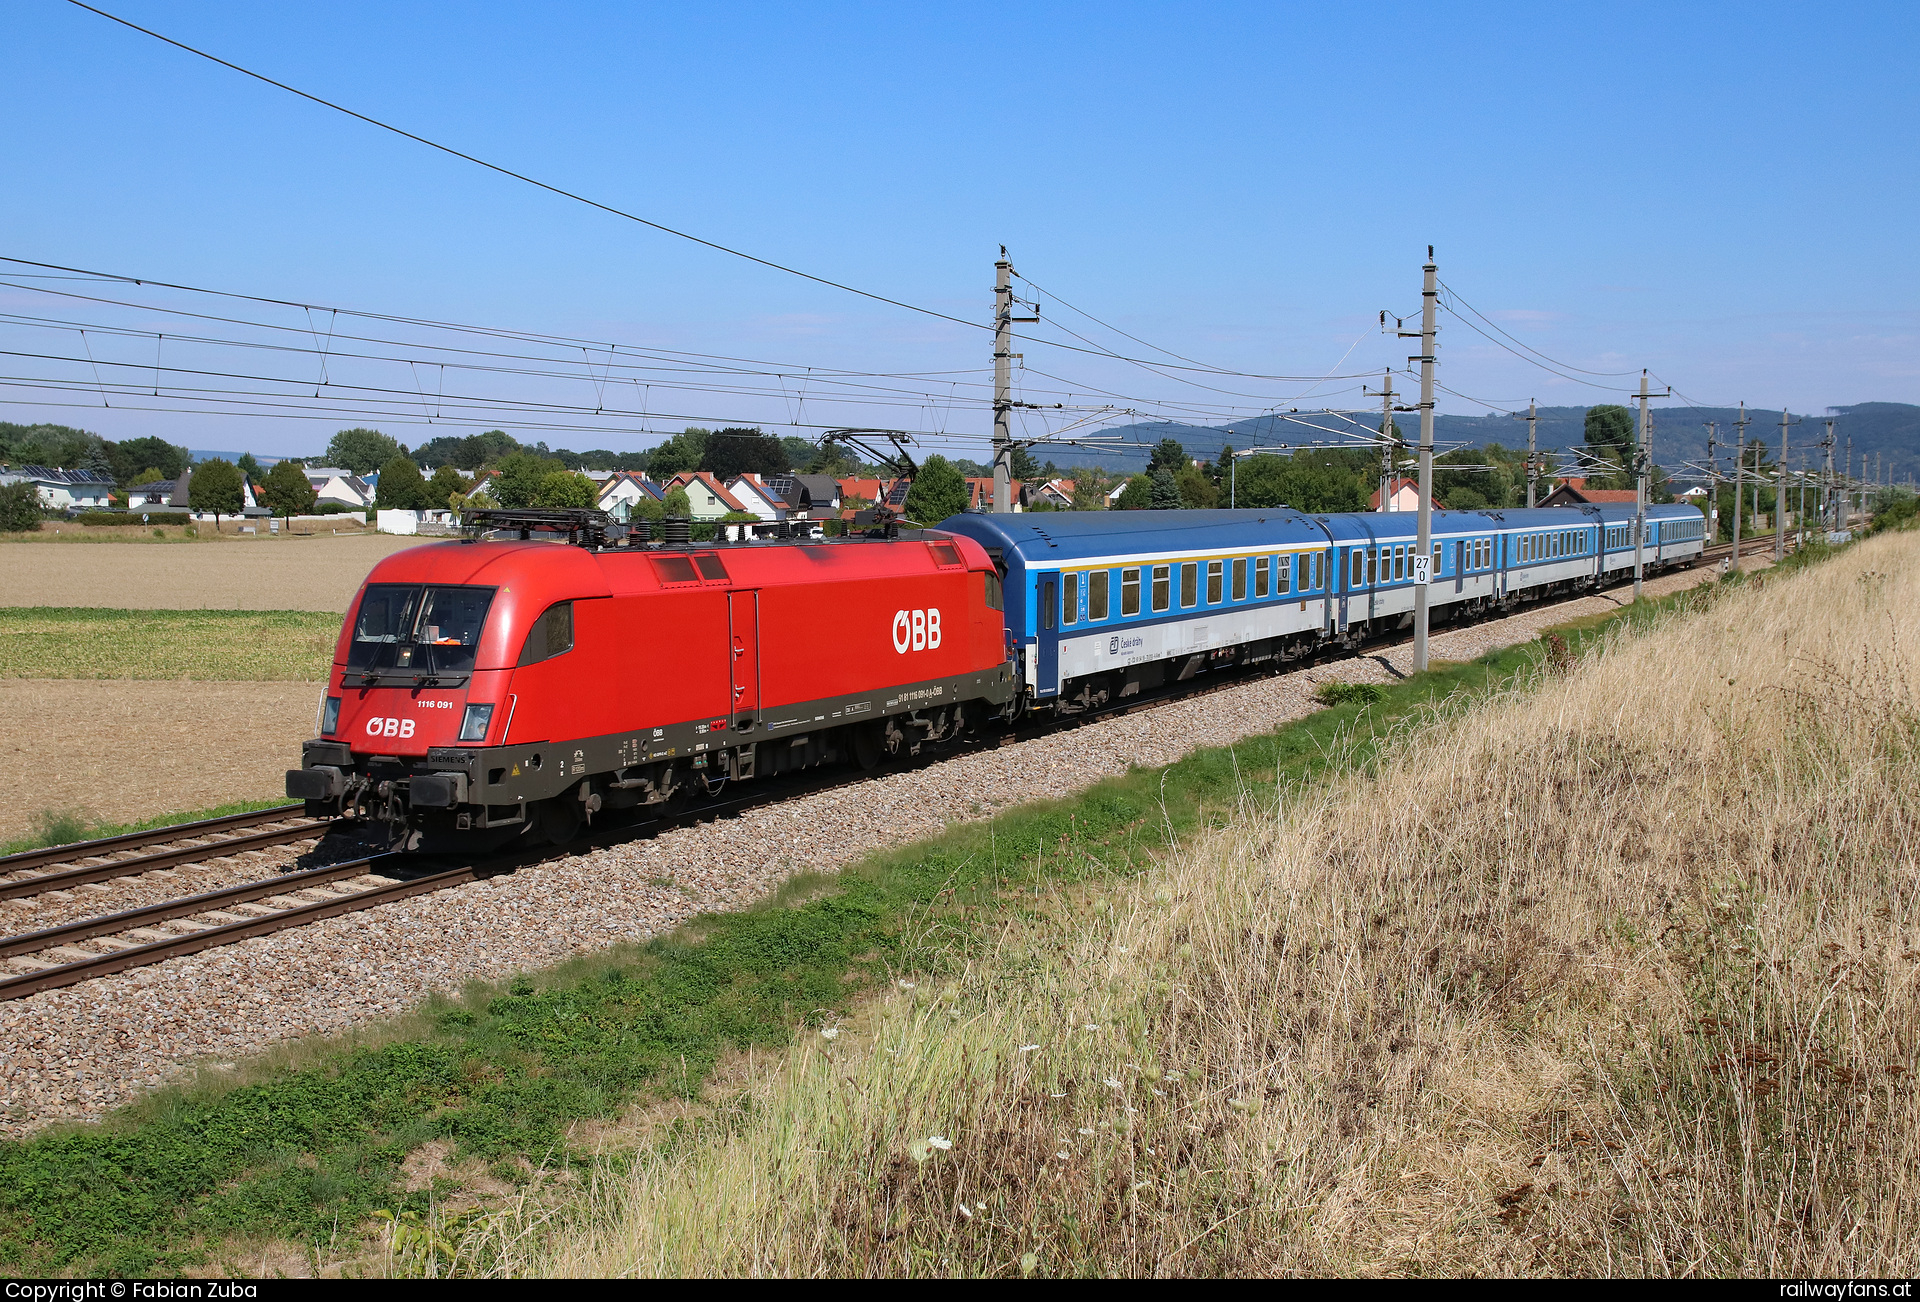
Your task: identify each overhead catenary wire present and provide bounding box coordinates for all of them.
[62,1,994,335]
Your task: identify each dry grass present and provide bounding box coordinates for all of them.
[0,534,428,612]
[0,608,338,680]
[487,532,1918,1277]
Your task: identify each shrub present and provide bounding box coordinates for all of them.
[1313,680,1384,707]
[0,481,41,531]
[76,510,191,526]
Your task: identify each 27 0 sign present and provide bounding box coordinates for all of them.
[891,608,943,653]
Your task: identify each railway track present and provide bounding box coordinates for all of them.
[0,544,1754,1004]
[0,805,330,902]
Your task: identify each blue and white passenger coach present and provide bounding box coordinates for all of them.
[938,501,1704,714]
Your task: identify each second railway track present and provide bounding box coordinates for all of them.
[0,806,330,902]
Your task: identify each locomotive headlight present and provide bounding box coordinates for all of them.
[458,703,494,742]
[320,695,342,736]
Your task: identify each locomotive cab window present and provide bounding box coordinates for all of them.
[1122,567,1141,616]
[518,601,574,666]
[348,584,496,677]
[1061,572,1078,626]
[1089,570,1110,621]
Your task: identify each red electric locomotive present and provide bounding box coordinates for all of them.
[287,515,1014,848]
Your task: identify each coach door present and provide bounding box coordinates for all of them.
[727,590,762,728]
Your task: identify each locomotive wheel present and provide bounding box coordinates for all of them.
[536,797,584,846]
[851,722,884,771]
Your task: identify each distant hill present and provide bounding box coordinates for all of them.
[1033,402,1920,486]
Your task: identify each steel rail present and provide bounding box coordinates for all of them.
[0,864,476,1001]
[0,854,403,959]
[0,820,330,902]
[0,804,312,875]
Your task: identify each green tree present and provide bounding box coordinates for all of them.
[533,469,599,509]
[699,428,790,480]
[647,428,710,477]
[259,460,317,517]
[1175,464,1217,509]
[235,452,263,484]
[1008,444,1041,481]
[1584,405,1635,458]
[492,451,559,509]
[780,436,817,468]
[0,481,40,531]
[188,458,245,528]
[427,464,469,509]
[129,467,164,487]
[375,455,432,510]
[663,485,692,517]
[904,454,969,524]
[325,428,403,475]
[106,435,190,485]
[1149,467,1181,510]
[1149,438,1188,474]
[1114,474,1151,510]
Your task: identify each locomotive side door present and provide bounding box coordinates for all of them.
[727,589,762,727]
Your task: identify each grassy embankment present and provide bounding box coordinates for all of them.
[0,581,1709,1277]
[499,529,1918,1278]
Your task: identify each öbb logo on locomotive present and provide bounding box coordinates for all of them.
[891,608,942,653]
[365,717,417,739]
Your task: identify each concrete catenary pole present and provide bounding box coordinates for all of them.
[1633,371,1650,601]
[992,249,1013,514]
[1378,369,1396,512]
[1730,401,1749,570]
[1413,248,1438,672]
[1526,400,1539,508]
[1776,408,1789,561]
[1824,418,1836,531]
[1704,420,1719,542]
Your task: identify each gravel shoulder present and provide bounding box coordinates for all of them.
[0,562,1740,1137]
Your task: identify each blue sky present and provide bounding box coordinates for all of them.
[3,0,1915,460]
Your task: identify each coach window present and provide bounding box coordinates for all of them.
[1231,557,1246,601]
[1255,555,1270,598]
[1350,549,1362,588]
[1207,560,1224,604]
[1062,573,1078,626]
[1366,548,1377,588]
[1152,565,1171,612]
[1310,553,1321,591]
[1179,563,1197,608]
[518,601,574,666]
[1394,545,1406,582]
[1089,570,1110,621]
[1121,568,1141,616]
[1041,579,1056,631]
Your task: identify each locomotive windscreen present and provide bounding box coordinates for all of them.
[347,584,497,676]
